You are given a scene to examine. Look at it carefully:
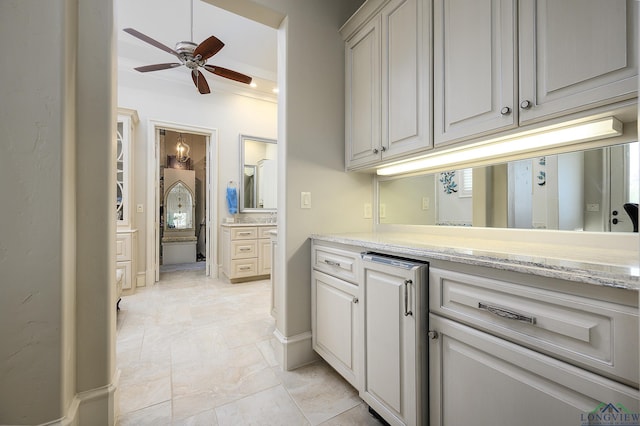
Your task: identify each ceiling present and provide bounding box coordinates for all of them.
[116,0,278,98]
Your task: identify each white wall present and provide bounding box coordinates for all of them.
[117,77,277,281]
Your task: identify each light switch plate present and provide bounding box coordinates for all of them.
[301,192,311,209]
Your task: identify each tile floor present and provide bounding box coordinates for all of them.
[116,268,383,425]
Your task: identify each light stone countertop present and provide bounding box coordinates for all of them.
[311,232,640,291]
[221,222,277,227]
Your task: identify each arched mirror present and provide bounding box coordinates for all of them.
[165,181,194,230]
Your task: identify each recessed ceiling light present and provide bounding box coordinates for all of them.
[250,82,257,88]
[272,87,279,94]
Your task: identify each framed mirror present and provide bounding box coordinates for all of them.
[239,135,278,212]
[165,181,195,230]
[378,142,639,232]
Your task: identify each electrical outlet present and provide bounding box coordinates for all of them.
[422,197,429,210]
[364,203,372,218]
[136,204,144,213]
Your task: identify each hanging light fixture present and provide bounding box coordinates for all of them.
[176,133,191,163]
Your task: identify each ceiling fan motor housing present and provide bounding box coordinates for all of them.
[175,41,204,69]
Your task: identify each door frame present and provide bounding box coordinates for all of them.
[146,119,218,282]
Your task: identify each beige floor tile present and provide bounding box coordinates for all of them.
[116,270,377,425]
[117,401,172,426]
[276,361,362,425]
[215,385,309,426]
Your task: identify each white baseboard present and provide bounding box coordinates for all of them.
[136,272,146,288]
[273,329,318,371]
[41,370,120,426]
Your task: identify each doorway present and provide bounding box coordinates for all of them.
[146,121,218,282]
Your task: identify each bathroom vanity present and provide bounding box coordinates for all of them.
[310,232,639,426]
[221,223,277,283]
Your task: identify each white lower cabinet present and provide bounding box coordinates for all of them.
[428,266,639,426]
[311,270,360,387]
[429,314,639,426]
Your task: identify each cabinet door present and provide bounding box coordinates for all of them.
[381,0,430,159]
[519,0,638,124]
[258,238,271,276]
[429,314,639,426]
[312,270,360,388]
[433,0,516,146]
[362,263,424,426]
[345,16,381,169]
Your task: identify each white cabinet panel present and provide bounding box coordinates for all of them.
[519,0,638,124]
[429,315,639,426]
[434,0,516,145]
[312,270,360,387]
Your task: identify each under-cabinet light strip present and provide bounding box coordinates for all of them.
[376,116,623,176]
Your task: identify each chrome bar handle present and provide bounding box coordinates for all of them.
[478,302,536,324]
[404,280,413,317]
[324,259,341,267]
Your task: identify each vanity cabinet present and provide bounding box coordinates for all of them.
[221,224,276,283]
[116,108,138,296]
[311,243,362,388]
[434,0,638,146]
[342,0,431,170]
[428,266,639,425]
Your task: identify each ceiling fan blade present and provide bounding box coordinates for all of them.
[203,65,252,85]
[191,70,211,94]
[123,28,180,58]
[193,35,225,61]
[134,63,182,73]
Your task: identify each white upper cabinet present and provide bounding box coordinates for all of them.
[433,0,516,146]
[344,0,431,170]
[519,0,638,124]
[435,0,638,146]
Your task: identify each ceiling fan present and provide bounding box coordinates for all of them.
[123,2,252,94]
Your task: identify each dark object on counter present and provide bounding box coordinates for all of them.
[623,203,638,232]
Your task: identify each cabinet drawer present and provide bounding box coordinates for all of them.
[429,268,638,387]
[230,240,257,259]
[312,243,361,284]
[116,233,131,261]
[230,258,258,278]
[231,227,258,240]
[116,260,132,290]
[258,226,276,239]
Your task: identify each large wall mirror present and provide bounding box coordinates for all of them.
[378,142,639,232]
[239,135,278,212]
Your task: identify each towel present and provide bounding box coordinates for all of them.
[226,186,238,214]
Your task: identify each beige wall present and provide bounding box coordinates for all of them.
[0,0,116,424]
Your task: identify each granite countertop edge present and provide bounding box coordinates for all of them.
[311,233,639,291]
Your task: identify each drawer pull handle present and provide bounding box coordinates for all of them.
[478,302,536,324]
[404,280,413,317]
[324,259,341,267]
[239,266,252,271]
[239,248,251,251]
[238,232,252,236]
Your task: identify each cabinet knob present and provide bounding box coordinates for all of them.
[373,148,379,154]
[381,146,387,152]
[520,100,532,109]
[352,297,359,304]
[612,218,619,224]
[500,106,511,115]
[428,330,439,340]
